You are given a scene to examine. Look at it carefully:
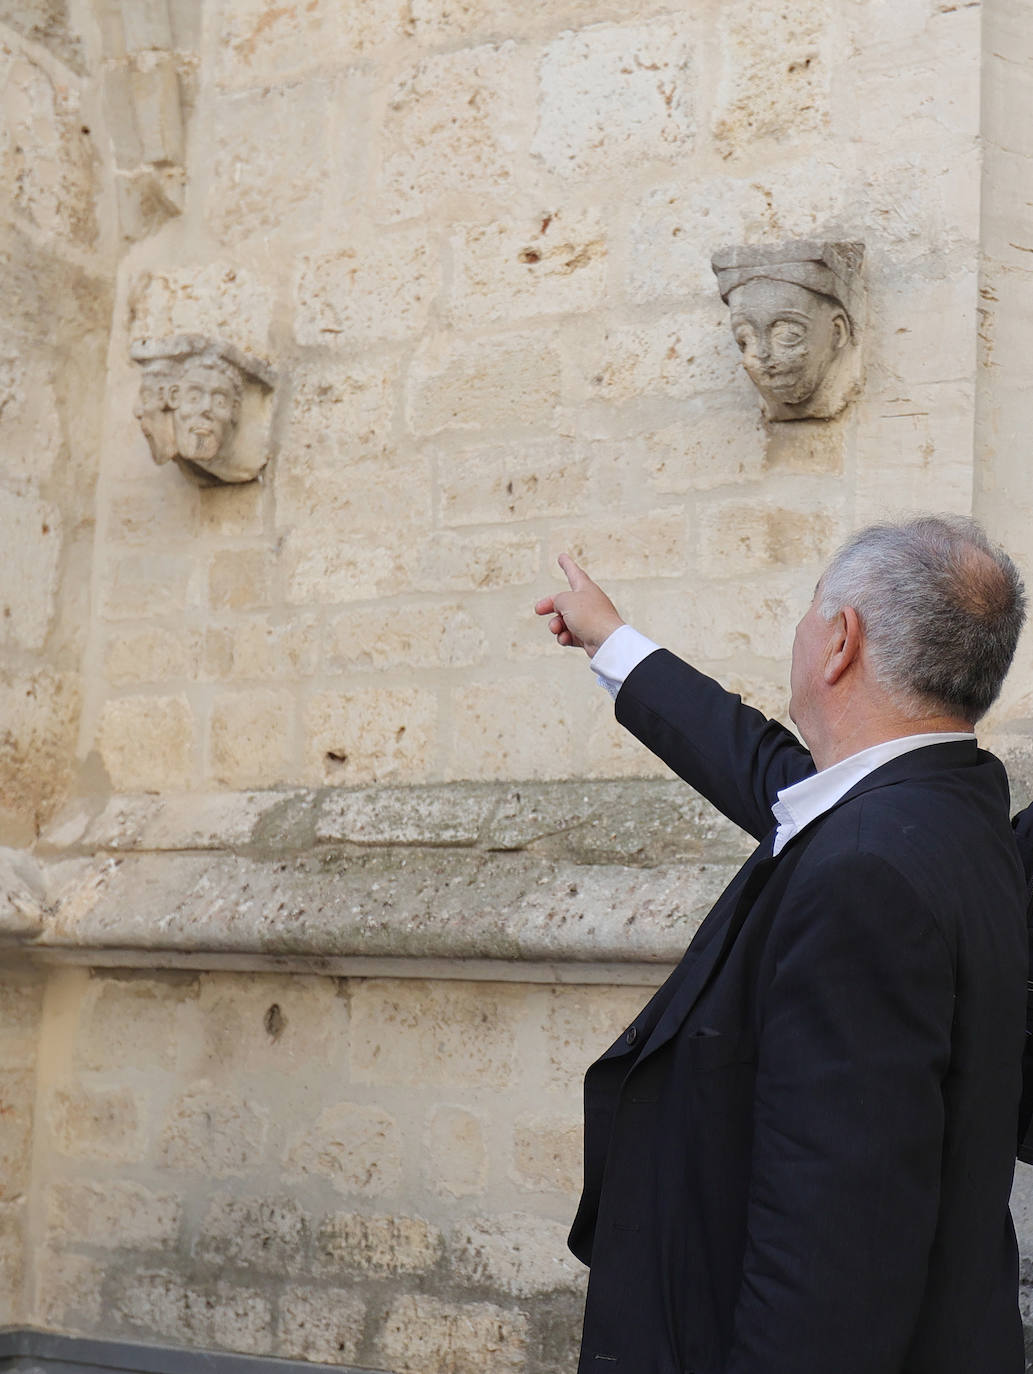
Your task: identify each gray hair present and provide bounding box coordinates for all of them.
[818,516,1026,722]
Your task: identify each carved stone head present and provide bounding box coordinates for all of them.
[712,242,865,421]
[131,335,275,485]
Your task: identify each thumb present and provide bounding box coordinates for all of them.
[557,552,592,591]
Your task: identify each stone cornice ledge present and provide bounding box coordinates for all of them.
[1,782,754,973]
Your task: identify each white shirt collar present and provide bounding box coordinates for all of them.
[771,732,976,857]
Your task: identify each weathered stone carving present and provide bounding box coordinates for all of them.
[131,335,276,485]
[712,241,865,421]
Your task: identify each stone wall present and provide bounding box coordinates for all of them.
[0,4,113,844]
[25,964,649,1374]
[75,0,991,799]
[5,2,1033,1374]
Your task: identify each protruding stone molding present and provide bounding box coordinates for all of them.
[8,782,754,970]
[712,239,866,421]
[96,0,195,241]
[131,334,277,486]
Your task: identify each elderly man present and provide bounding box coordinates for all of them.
[536,516,1028,1374]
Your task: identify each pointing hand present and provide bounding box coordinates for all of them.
[534,554,625,658]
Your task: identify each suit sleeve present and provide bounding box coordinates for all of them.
[725,851,953,1374]
[615,648,814,839]
[1010,804,1033,1160]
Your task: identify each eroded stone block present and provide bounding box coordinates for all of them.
[295,229,438,347]
[159,1082,269,1176]
[46,1180,182,1249]
[285,1101,401,1196]
[277,1286,366,1366]
[314,1212,442,1276]
[376,1293,528,1374]
[424,1105,488,1198]
[350,980,523,1087]
[407,331,562,435]
[49,1085,143,1162]
[511,1116,581,1197]
[533,17,697,179]
[195,1194,309,1274]
[304,687,437,786]
[449,1213,585,1297]
[97,694,195,791]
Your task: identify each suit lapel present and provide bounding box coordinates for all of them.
[596,831,778,1067]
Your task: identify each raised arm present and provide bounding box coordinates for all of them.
[536,555,814,838]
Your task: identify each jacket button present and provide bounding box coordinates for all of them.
[625,1026,637,1045]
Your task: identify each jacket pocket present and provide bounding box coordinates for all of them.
[680,1026,755,1071]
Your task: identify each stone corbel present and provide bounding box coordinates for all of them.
[712,240,866,421]
[131,335,277,486]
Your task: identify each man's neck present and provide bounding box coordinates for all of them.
[808,711,974,772]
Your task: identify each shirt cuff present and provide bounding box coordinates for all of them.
[590,625,661,700]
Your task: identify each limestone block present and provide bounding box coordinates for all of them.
[105,627,197,686]
[533,16,697,179]
[323,602,485,672]
[130,265,273,359]
[75,976,194,1072]
[0,43,97,246]
[0,346,63,485]
[46,1180,183,1249]
[159,1082,269,1176]
[207,549,276,611]
[195,1194,308,1274]
[449,1213,584,1297]
[114,1271,274,1354]
[295,229,438,347]
[0,668,81,843]
[855,382,975,524]
[511,1117,581,1198]
[0,1,86,70]
[280,356,400,475]
[216,0,402,87]
[350,979,523,1087]
[36,1251,105,1328]
[570,307,739,404]
[314,1212,442,1276]
[0,1201,22,1324]
[49,1085,143,1162]
[212,617,319,682]
[0,488,60,651]
[108,480,200,544]
[446,678,576,780]
[376,1294,528,1374]
[410,0,664,42]
[283,533,416,605]
[199,482,266,538]
[418,530,541,595]
[697,498,842,577]
[377,43,525,220]
[544,985,656,1094]
[641,408,767,494]
[712,0,831,156]
[407,331,562,435]
[0,1071,33,1198]
[450,209,608,327]
[208,690,294,788]
[278,1286,366,1366]
[285,1101,401,1196]
[317,784,493,846]
[0,974,43,1064]
[651,571,805,665]
[102,552,193,621]
[304,687,436,786]
[547,510,687,581]
[131,53,184,164]
[277,445,430,541]
[206,81,337,246]
[763,420,844,476]
[121,1,173,51]
[190,972,348,1076]
[97,694,195,791]
[424,1105,487,1198]
[440,439,592,527]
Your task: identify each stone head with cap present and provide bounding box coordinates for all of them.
[712,241,865,420]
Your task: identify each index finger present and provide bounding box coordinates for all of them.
[557,552,591,591]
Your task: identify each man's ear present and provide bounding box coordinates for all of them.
[831,310,850,353]
[824,605,862,684]
[166,383,180,409]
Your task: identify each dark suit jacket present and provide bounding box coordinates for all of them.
[571,650,1027,1374]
